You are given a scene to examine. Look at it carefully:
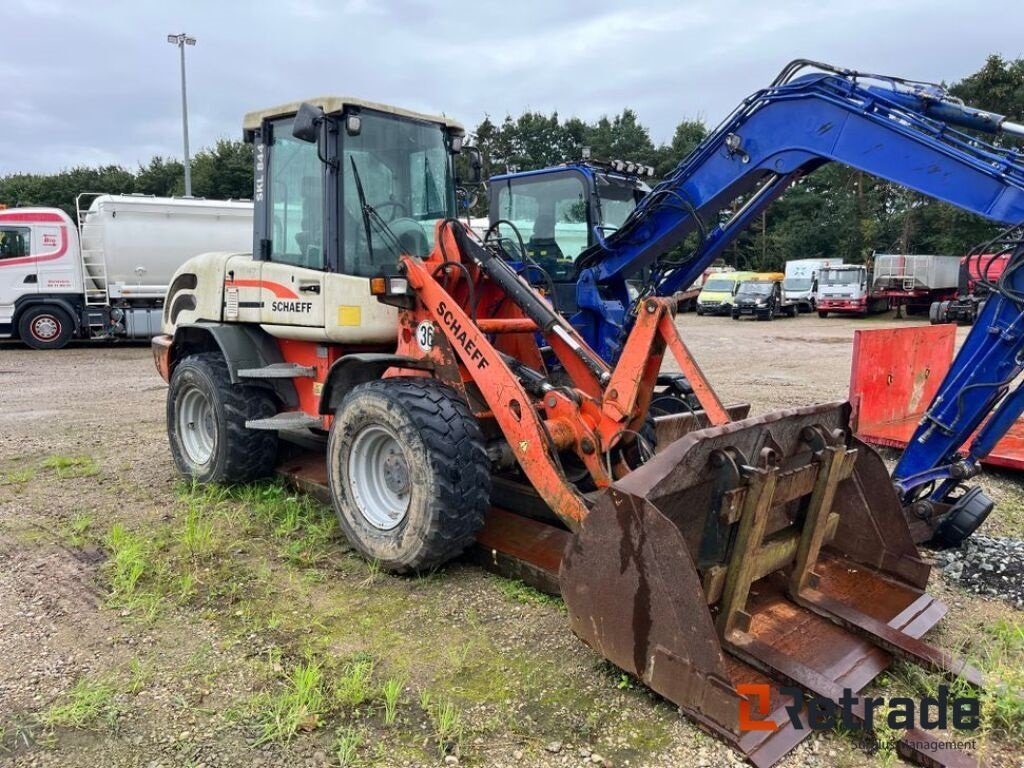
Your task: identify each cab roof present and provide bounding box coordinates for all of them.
[242,96,464,134]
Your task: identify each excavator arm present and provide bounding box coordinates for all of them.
[574,60,1024,518]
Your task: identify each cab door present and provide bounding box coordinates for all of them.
[259,124,326,334]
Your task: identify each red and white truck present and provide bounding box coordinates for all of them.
[0,194,252,350]
[814,264,888,317]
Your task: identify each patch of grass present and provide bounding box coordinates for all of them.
[493,577,561,608]
[180,505,216,560]
[381,676,405,725]
[254,658,326,744]
[41,454,98,479]
[105,523,153,603]
[334,725,363,766]
[335,656,375,710]
[63,513,93,547]
[39,677,120,729]
[976,618,1024,739]
[3,467,35,485]
[426,698,463,757]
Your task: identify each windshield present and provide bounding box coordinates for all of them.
[738,282,773,296]
[783,278,812,291]
[495,172,589,277]
[597,176,640,232]
[820,268,863,286]
[343,111,454,276]
[702,278,735,292]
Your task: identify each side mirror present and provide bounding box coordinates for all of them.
[292,102,323,143]
[467,146,483,184]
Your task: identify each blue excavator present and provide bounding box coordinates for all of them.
[484,59,1024,546]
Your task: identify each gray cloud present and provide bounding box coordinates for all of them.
[2,0,1022,175]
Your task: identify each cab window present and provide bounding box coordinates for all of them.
[268,119,325,270]
[495,173,589,277]
[0,226,30,259]
[341,111,454,278]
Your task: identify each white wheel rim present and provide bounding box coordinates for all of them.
[348,424,411,530]
[178,385,215,465]
[32,315,60,341]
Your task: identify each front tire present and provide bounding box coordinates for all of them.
[167,352,279,484]
[818,310,828,319]
[327,377,490,573]
[18,305,73,350]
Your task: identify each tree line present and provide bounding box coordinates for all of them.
[1,55,1020,270]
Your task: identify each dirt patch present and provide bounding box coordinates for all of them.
[0,315,1020,767]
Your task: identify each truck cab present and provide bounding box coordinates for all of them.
[814,264,887,317]
[0,207,83,346]
[783,258,842,313]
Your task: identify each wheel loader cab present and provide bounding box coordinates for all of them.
[238,97,464,344]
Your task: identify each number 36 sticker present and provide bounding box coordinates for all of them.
[416,320,435,351]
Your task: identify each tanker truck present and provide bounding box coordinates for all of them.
[0,193,252,350]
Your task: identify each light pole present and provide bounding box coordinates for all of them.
[166,33,196,197]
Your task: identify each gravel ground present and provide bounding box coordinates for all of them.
[0,312,1021,768]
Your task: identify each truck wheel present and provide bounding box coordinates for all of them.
[18,305,73,350]
[818,310,828,319]
[696,306,704,316]
[327,377,490,573]
[167,352,279,484]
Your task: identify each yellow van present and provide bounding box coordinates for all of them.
[696,271,755,316]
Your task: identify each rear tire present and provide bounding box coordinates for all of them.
[327,377,490,573]
[818,310,828,318]
[167,352,279,484]
[18,305,73,350]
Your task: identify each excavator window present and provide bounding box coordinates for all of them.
[267,119,325,271]
[0,226,29,259]
[495,172,589,280]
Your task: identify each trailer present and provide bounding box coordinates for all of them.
[0,193,252,349]
[929,253,1011,325]
[813,264,889,317]
[871,253,960,316]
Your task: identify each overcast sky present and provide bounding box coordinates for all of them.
[2,0,1022,176]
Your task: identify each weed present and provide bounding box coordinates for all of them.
[335,725,362,766]
[64,513,93,547]
[127,658,152,695]
[419,689,432,712]
[381,676,405,725]
[105,524,151,601]
[360,558,382,586]
[255,658,326,744]
[427,699,463,756]
[40,677,119,729]
[3,467,35,485]
[180,505,216,560]
[493,577,560,608]
[42,454,98,479]
[335,656,375,710]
